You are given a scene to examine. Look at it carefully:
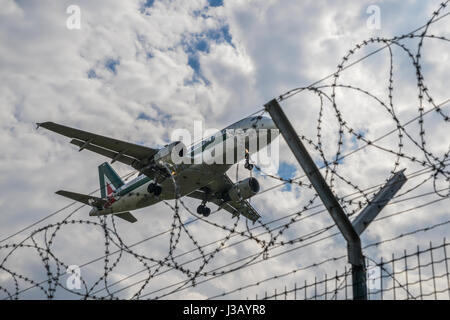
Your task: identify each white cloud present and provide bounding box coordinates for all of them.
[0,0,448,300]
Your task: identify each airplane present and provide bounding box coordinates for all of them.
[37,116,279,224]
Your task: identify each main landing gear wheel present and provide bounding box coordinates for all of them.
[197,205,211,217]
[147,183,162,196]
[244,162,254,170]
[244,150,253,171]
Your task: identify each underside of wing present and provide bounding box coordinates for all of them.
[221,199,261,223]
[38,122,158,166]
[186,174,261,223]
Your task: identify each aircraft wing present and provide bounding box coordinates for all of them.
[187,174,261,223]
[220,199,261,223]
[37,122,158,166]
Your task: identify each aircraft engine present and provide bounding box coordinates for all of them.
[228,177,260,202]
[153,141,187,166]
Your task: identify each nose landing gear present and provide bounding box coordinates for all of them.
[244,149,253,171]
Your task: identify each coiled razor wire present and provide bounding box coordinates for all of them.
[0,1,449,300]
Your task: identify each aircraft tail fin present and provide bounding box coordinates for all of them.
[98,162,124,198]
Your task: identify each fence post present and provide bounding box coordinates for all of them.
[314,276,317,300]
[380,257,384,300]
[392,253,396,300]
[404,249,410,300]
[430,241,437,300]
[444,238,450,300]
[265,98,406,300]
[417,245,423,300]
[335,270,338,300]
[304,280,307,300]
[265,99,364,299]
[345,266,348,300]
[294,283,297,300]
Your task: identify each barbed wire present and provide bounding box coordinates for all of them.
[87,164,450,298]
[1,1,449,300]
[2,158,446,300]
[256,238,450,300]
[127,195,450,300]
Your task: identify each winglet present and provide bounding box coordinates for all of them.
[36,122,54,130]
[115,212,137,223]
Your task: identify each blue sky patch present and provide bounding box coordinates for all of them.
[349,129,368,149]
[208,0,223,7]
[195,39,208,52]
[183,25,233,85]
[137,112,152,121]
[207,26,233,46]
[188,55,200,72]
[87,69,97,79]
[186,51,210,85]
[278,162,297,192]
[147,104,172,124]
[144,0,155,6]
[140,0,155,13]
[105,58,120,75]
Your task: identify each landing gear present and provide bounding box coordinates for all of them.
[244,162,254,170]
[196,189,211,217]
[244,150,253,171]
[197,205,211,217]
[147,183,162,196]
[154,186,162,196]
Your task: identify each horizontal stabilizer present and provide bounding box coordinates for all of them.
[115,212,137,223]
[56,190,106,208]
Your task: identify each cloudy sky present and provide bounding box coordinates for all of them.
[0,0,449,299]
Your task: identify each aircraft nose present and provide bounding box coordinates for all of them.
[263,118,277,130]
[255,117,277,131]
[247,116,278,132]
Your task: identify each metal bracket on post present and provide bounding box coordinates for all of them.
[352,170,407,235]
[351,170,407,300]
[264,98,407,300]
